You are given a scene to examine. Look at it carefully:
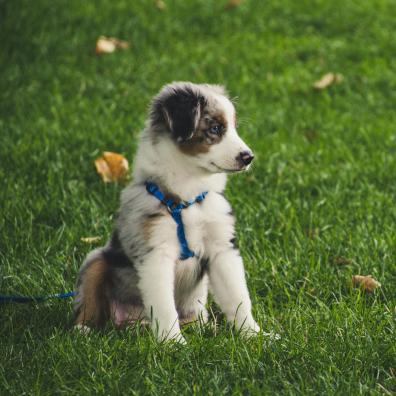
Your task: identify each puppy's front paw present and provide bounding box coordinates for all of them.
[235,317,261,337]
[154,319,186,344]
[174,334,187,344]
[158,329,186,344]
[242,320,261,337]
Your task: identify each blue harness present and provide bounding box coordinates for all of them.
[145,182,208,260]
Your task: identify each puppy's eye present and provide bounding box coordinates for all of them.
[209,124,223,135]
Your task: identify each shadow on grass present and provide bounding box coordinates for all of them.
[1,301,75,341]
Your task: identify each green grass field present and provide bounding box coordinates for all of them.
[1,0,395,394]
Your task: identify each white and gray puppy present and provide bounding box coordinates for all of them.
[75,82,260,342]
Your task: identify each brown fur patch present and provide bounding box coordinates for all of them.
[178,110,229,156]
[164,191,182,205]
[75,259,110,328]
[178,134,211,155]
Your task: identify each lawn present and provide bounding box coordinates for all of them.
[1,0,395,394]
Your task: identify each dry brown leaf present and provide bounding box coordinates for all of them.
[81,236,102,243]
[352,275,381,293]
[225,0,243,10]
[155,0,167,11]
[313,73,343,90]
[95,36,130,55]
[94,151,129,182]
[96,37,116,54]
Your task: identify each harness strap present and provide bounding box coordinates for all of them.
[145,182,208,260]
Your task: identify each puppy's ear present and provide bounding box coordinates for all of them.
[162,87,203,142]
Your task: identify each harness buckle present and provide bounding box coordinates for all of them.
[167,203,181,214]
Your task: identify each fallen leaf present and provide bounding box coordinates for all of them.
[94,151,129,182]
[225,0,243,10]
[155,0,167,11]
[313,72,343,89]
[81,236,102,243]
[96,37,116,54]
[95,36,130,55]
[352,275,381,292]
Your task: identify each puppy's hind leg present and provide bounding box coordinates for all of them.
[74,249,110,329]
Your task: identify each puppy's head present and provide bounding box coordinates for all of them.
[150,82,254,174]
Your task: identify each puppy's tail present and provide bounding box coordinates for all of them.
[74,248,110,328]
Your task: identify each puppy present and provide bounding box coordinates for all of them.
[75,82,260,342]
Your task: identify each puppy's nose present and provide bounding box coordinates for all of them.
[237,150,254,166]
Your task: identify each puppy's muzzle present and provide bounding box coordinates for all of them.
[237,150,254,167]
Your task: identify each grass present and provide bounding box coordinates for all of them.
[1,0,395,394]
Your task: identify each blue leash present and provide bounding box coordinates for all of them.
[0,291,77,304]
[145,181,208,260]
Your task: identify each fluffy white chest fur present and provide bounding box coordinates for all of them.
[75,82,260,343]
[178,190,234,258]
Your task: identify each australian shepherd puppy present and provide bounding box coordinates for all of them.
[75,82,260,343]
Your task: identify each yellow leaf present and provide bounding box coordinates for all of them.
[352,275,381,293]
[155,0,167,11]
[95,36,130,55]
[81,236,102,243]
[94,151,129,183]
[313,73,343,90]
